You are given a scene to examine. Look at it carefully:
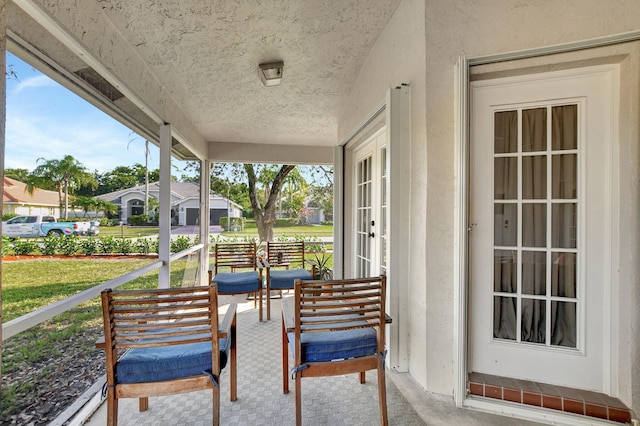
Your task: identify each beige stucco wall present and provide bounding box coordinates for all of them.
[341,0,640,410]
[338,0,429,388]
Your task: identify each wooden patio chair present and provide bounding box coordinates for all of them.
[208,242,264,321]
[99,285,237,426]
[281,275,388,426]
[265,241,315,320]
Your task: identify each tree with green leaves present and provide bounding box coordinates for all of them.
[244,164,295,241]
[29,155,97,219]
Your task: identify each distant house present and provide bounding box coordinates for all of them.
[95,181,243,226]
[2,177,60,218]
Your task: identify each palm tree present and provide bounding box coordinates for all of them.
[29,155,97,219]
[95,199,118,218]
[72,195,98,217]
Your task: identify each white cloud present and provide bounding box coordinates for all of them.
[13,75,58,93]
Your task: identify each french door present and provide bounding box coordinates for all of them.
[469,65,617,391]
[354,129,387,278]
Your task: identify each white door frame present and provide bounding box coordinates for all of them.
[336,85,410,372]
[454,32,640,422]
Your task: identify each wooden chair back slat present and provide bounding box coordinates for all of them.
[214,242,257,272]
[267,241,306,268]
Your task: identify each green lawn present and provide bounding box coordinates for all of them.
[0,258,197,420]
[97,225,163,238]
[222,220,333,238]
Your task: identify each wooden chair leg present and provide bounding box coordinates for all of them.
[295,374,302,426]
[230,316,237,401]
[259,288,263,322]
[377,363,388,426]
[212,385,221,426]
[266,283,271,320]
[107,392,118,426]
[282,315,289,394]
[139,397,148,411]
[359,371,366,384]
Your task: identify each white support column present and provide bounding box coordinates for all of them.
[332,146,343,279]
[199,160,211,286]
[158,123,172,288]
[0,0,7,385]
[387,85,410,372]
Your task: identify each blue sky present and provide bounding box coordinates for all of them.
[5,52,167,175]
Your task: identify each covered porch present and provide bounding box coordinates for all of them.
[2,1,640,426]
[79,294,538,426]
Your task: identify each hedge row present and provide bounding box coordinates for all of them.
[2,235,194,256]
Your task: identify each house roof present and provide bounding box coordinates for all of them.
[2,177,59,207]
[95,181,242,210]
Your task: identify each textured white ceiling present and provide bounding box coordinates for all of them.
[95,0,401,146]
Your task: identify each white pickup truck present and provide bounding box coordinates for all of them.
[2,215,99,238]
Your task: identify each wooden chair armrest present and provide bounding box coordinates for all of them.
[219,303,237,338]
[95,336,105,349]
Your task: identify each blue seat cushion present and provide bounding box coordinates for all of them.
[116,335,230,384]
[213,271,261,294]
[269,268,313,290]
[288,315,378,362]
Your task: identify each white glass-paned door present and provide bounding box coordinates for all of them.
[470,65,616,392]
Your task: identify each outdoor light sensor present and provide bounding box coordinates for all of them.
[259,61,284,86]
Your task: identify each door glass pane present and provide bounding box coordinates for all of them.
[494,250,516,293]
[522,203,546,247]
[551,252,576,297]
[522,156,546,199]
[552,154,577,199]
[522,251,546,295]
[494,296,517,340]
[552,105,577,150]
[551,301,576,348]
[494,110,517,153]
[522,108,547,152]
[521,298,546,344]
[552,203,577,248]
[491,103,579,349]
[494,203,517,246]
[495,157,517,199]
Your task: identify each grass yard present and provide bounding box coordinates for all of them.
[221,220,333,239]
[0,258,197,422]
[97,225,164,238]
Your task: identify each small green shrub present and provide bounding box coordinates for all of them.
[171,236,192,253]
[80,238,98,255]
[135,238,153,254]
[41,235,60,255]
[2,213,18,221]
[98,236,119,254]
[59,235,80,256]
[11,239,39,255]
[116,238,134,254]
[2,236,13,255]
[128,214,150,226]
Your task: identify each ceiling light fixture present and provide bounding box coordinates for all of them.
[259,61,284,86]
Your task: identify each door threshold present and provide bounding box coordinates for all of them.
[468,372,633,424]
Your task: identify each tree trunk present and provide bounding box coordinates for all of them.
[245,164,295,242]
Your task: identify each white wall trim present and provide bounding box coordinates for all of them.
[453,54,470,407]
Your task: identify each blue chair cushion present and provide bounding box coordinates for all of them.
[270,268,313,290]
[213,271,261,294]
[288,315,378,362]
[116,335,230,384]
